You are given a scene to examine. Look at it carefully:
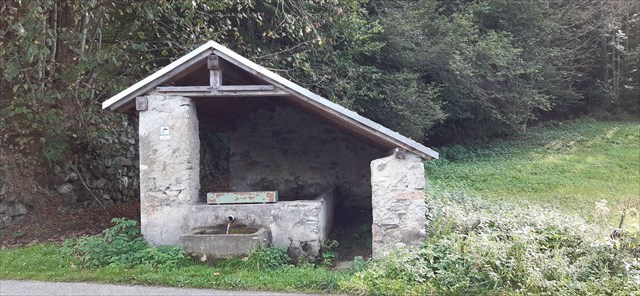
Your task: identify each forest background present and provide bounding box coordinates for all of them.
[0,0,638,203]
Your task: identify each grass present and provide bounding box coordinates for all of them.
[427,119,640,228]
[0,243,348,293]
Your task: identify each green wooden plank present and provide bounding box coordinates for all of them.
[207,191,278,204]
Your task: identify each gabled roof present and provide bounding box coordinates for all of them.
[102,41,438,159]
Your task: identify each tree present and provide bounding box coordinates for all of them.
[0,0,384,161]
[370,0,639,144]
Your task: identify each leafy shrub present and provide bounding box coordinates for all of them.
[340,188,640,295]
[320,250,337,268]
[61,218,188,268]
[348,256,370,274]
[319,239,339,267]
[242,247,290,271]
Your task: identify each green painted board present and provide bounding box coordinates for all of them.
[207,191,278,204]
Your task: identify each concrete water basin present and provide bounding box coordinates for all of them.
[180,225,271,258]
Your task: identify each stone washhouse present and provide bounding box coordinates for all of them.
[102,41,439,260]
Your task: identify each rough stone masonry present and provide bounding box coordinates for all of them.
[371,152,427,258]
[139,95,201,245]
[229,104,384,208]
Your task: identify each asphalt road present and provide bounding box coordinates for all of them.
[0,280,343,296]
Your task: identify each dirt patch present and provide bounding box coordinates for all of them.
[0,149,48,207]
[0,146,140,248]
[0,195,140,248]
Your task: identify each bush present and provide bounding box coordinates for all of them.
[339,188,640,295]
[243,247,290,271]
[61,218,188,268]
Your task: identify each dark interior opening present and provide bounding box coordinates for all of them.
[198,129,230,202]
[329,191,374,261]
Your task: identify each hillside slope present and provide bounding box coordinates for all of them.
[426,119,640,228]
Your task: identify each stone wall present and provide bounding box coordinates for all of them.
[0,162,26,229]
[316,189,335,244]
[370,152,427,258]
[52,120,139,209]
[0,118,139,230]
[139,95,200,245]
[199,130,230,196]
[229,104,384,208]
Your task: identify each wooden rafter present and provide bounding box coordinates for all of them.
[155,54,286,97]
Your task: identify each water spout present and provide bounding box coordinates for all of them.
[226,216,235,235]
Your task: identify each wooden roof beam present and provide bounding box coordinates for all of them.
[155,84,288,97]
[156,85,275,92]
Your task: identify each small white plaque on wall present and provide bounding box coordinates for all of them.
[159,126,171,139]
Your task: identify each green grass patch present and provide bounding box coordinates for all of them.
[0,219,349,293]
[427,119,640,228]
[0,243,348,293]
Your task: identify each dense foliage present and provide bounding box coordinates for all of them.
[0,0,381,164]
[1,0,638,162]
[371,0,639,143]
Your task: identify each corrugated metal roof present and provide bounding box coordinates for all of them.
[102,41,438,159]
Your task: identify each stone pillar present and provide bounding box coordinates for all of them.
[139,95,200,246]
[370,151,426,258]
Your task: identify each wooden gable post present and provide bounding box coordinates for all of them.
[208,55,221,91]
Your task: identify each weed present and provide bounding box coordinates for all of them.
[13,230,25,239]
[320,250,337,268]
[61,218,188,268]
[241,247,290,271]
[320,239,339,267]
[348,256,369,273]
[0,243,349,293]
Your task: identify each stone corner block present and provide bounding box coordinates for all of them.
[370,151,427,258]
